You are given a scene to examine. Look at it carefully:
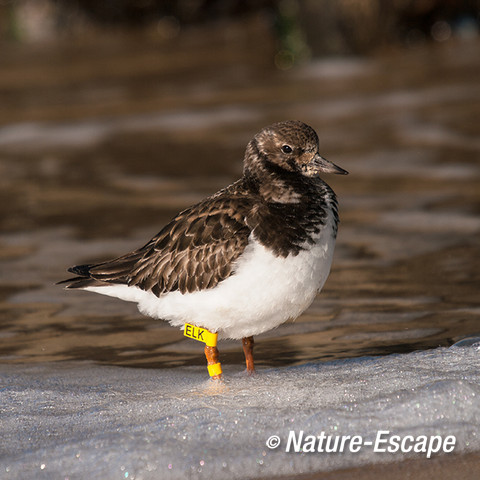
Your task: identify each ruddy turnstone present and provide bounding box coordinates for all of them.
[60,120,348,379]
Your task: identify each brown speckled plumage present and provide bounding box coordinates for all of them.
[61,120,347,297]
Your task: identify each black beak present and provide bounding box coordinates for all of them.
[312,154,349,175]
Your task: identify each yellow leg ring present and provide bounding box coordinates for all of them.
[207,363,222,377]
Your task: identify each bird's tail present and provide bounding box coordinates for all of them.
[57,264,107,289]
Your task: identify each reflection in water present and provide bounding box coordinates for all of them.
[0,29,479,370]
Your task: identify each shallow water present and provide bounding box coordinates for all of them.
[1,19,480,479]
[1,27,479,370]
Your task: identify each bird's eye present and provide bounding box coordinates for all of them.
[281,145,293,154]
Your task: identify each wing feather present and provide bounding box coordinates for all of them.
[62,185,253,297]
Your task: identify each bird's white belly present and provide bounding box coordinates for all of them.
[85,218,336,339]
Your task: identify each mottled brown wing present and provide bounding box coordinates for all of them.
[83,194,252,296]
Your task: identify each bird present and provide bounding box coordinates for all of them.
[60,120,348,379]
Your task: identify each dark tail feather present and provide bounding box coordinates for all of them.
[59,257,136,289]
[56,276,81,285]
[58,263,106,289]
[56,276,109,289]
[67,264,94,276]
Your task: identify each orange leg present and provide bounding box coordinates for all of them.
[242,336,255,374]
[204,345,222,380]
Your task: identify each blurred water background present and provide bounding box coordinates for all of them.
[0,0,478,369]
[0,2,480,478]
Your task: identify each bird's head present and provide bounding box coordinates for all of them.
[244,120,348,179]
